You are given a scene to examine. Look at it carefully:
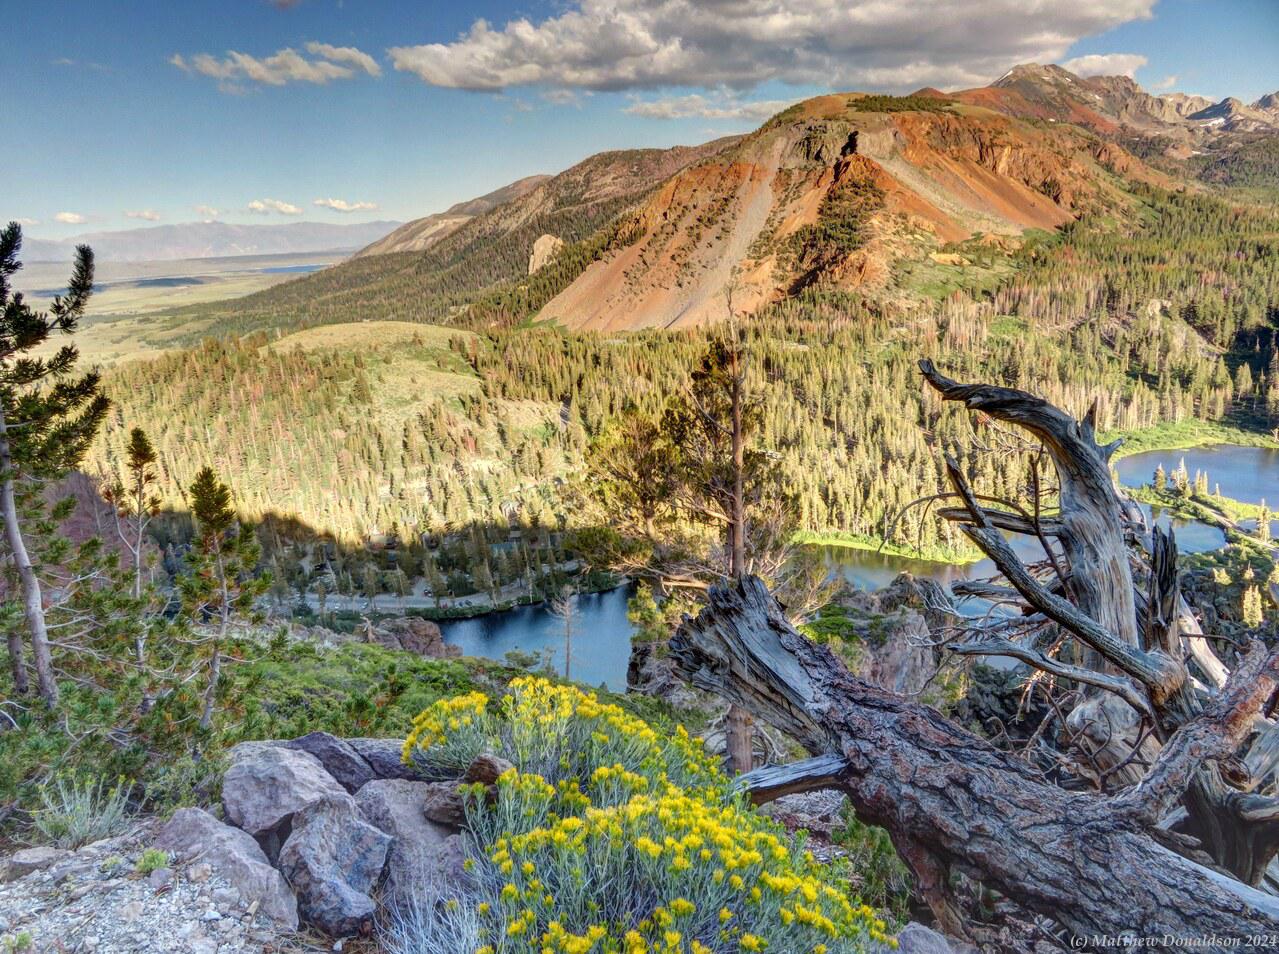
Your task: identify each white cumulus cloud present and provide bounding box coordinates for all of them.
[14,218,39,226]
[55,211,86,225]
[171,42,380,90]
[1058,52,1148,78]
[304,42,381,77]
[624,92,795,121]
[125,209,161,221]
[1151,74,1179,91]
[194,205,221,218]
[388,0,1155,94]
[313,198,379,213]
[247,198,303,215]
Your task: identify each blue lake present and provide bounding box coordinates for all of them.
[261,264,326,274]
[1113,445,1279,507]
[441,585,637,691]
[441,443,1275,688]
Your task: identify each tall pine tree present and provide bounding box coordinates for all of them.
[178,466,267,730]
[0,223,109,706]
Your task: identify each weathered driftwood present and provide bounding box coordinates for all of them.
[916,360,1279,886]
[672,576,1279,941]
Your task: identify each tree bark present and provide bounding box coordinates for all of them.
[0,407,57,707]
[723,340,754,772]
[5,624,28,695]
[198,550,230,731]
[671,576,1279,941]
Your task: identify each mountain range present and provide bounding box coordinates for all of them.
[150,64,1277,336]
[954,63,1279,139]
[23,219,402,263]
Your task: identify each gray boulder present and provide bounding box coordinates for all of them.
[894,922,969,954]
[420,781,468,827]
[284,732,375,793]
[153,808,298,930]
[346,737,426,781]
[355,779,469,905]
[2,846,71,882]
[222,743,347,837]
[278,793,391,937]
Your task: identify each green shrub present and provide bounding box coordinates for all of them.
[833,810,913,922]
[32,776,131,849]
[849,94,953,113]
[3,931,34,953]
[392,677,895,954]
[135,847,170,874]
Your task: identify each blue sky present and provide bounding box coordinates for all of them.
[5,0,1276,240]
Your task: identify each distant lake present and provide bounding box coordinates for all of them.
[33,262,325,298]
[133,276,206,288]
[261,264,326,274]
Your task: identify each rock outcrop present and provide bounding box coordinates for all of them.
[355,779,467,903]
[154,808,298,929]
[1,846,70,883]
[283,731,376,793]
[277,794,392,937]
[347,736,429,781]
[369,616,460,658]
[188,735,494,937]
[221,744,348,857]
[528,233,565,274]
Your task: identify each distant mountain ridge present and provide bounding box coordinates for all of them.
[957,63,1278,140]
[23,220,402,263]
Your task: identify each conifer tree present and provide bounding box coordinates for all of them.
[178,466,267,730]
[104,427,160,601]
[1243,584,1265,629]
[0,223,109,706]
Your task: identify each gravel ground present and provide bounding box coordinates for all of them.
[0,824,337,954]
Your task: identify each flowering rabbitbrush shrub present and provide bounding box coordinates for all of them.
[393,677,895,954]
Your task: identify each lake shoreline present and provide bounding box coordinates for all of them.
[1106,420,1279,461]
[808,427,1279,567]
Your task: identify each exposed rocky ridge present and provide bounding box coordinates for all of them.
[963,63,1279,141]
[355,141,740,263]
[1188,96,1279,133]
[537,94,1139,330]
[1254,93,1279,120]
[197,71,1268,338]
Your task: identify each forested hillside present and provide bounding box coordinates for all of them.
[90,183,1279,597]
